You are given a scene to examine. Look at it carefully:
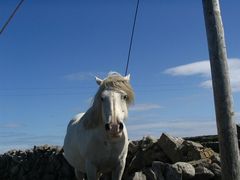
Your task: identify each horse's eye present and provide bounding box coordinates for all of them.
[122,95,128,100]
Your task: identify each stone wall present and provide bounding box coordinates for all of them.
[1,131,239,180]
[0,145,75,180]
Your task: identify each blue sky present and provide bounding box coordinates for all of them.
[1,0,240,153]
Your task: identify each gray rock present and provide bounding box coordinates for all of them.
[128,140,139,154]
[152,161,165,180]
[143,168,158,180]
[10,165,19,175]
[210,153,221,166]
[158,133,184,163]
[127,137,170,175]
[42,173,55,180]
[143,145,170,166]
[152,161,193,180]
[127,172,147,180]
[194,166,214,180]
[158,133,215,163]
[172,162,195,179]
[188,158,212,168]
[140,136,158,151]
[178,140,214,162]
[209,163,221,178]
[165,164,182,180]
[127,151,145,174]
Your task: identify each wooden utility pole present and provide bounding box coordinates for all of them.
[202,0,240,179]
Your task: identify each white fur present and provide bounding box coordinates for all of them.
[63,77,131,180]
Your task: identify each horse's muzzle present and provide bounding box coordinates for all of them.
[105,122,124,137]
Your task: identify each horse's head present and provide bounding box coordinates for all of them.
[94,73,134,138]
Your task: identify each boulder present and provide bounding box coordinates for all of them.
[151,161,166,180]
[158,133,215,163]
[139,136,158,151]
[172,162,195,179]
[209,163,221,179]
[188,158,212,168]
[151,161,195,180]
[128,140,139,154]
[210,153,221,166]
[142,168,158,180]
[178,140,214,161]
[127,172,147,180]
[165,164,182,180]
[193,166,214,180]
[158,133,184,162]
[126,136,170,175]
[127,150,145,174]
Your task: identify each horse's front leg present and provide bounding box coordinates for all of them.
[111,161,126,180]
[85,160,99,180]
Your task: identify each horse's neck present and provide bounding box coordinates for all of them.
[82,106,102,129]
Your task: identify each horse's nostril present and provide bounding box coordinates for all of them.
[119,122,123,130]
[105,123,110,131]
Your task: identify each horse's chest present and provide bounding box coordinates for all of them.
[89,140,126,169]
[98,141,122,159]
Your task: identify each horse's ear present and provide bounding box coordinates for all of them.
[95,76,103,85]
[124,74,130,82]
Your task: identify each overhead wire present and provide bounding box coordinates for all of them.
[0,0,25,35]
[125,0,140,76]
[0,0,202,97]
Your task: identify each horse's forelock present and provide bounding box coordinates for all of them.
[98,75,134,105]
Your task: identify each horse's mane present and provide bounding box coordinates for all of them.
[83,73,134,129]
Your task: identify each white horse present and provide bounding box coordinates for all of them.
[63,72,134,180]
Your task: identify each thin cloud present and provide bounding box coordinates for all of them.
[64,71,107,81]
[130,103,162,111]
[0,136,64,154]
[164,58,240,92]
[127,119,217,138]
[164,61,211,77]
[127,120,215,131]
[64,72,94,81]
[200,80,212,88]
[0,122,24,129]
